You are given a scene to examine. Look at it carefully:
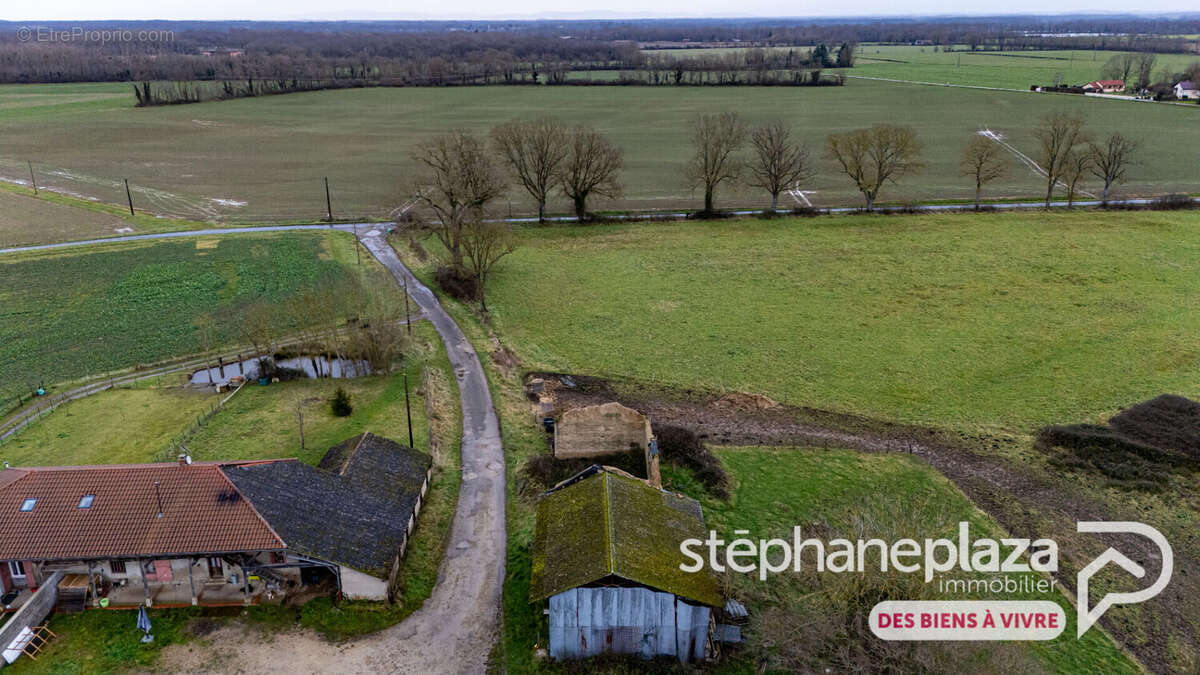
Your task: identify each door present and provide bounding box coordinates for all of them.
[207,557,224,579]
[7,560,26,589]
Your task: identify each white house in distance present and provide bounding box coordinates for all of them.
[1175,80,1198,100]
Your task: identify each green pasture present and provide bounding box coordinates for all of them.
[654,44,1200,91]
[0,80,1196,222]
[478,209,1200,431]
[691,447,1135,673]
[0,230,371,399]
[845,45,1200,90]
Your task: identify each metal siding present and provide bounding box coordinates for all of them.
[547,587,710,662]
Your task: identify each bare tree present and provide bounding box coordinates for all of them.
[1088,132,1140,205]
[459,218,517,312]
[685,111,748,214]
[958,135,1009,210]
[1032,112,1089,207]
[747,120,815,211]
[557,126,623,221]
[491,116,568,224]
[1135,53,1157,91]
[1101,52,1136,85]
[411,132,505,268]
[1062,149,1092,207]
[825,124,923,211]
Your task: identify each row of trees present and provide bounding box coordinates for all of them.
[408,111,1142,311]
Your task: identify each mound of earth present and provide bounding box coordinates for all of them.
[1037,394,1200,489]
[711,392,781,412]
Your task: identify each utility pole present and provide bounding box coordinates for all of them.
[325,177,333,221]
[27,161,37,195]
[296,405,305,450]
[124,179,135,216]
[403,275,411,335]
[403,363,414,448]
[353,222,360,265]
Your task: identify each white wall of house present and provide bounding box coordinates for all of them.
[339,566,388,600]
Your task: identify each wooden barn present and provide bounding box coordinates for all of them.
[530,466,722,662]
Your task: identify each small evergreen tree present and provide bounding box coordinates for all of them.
[331,387,353,417]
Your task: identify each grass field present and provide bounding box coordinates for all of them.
[690,447,1135,673]
[389,234,1173,672]
[0,230,371,402]
[0,79,1197,222]
[0,385,219,465]
[186,360,431,466]
[477,210,1200,431]
[655,45,1200,91]
[0,186,140,249]
[845,45,1200,90]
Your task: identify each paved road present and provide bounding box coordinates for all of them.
[348,228,506,673]
[0,198,1184,259]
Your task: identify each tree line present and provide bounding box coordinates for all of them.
[407,111,1146,311]
[3,14,1197,86]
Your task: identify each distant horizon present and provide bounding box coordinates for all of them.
[5,7,1200,23]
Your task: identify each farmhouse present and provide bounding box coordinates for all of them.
[0,433,430,611]
[1082,79,1125,93]
[530,466,722,662]
[1175,80,1198,100]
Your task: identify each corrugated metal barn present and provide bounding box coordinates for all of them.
[530,466,722,662]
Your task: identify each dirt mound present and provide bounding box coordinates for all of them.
[1037,394,1200,490]
[711,392,781,412]
[1109,394,1200,462]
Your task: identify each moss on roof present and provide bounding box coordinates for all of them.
[529,468,721,607]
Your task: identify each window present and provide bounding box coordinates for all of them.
[7,561,24,578]
[109,560,126,574]
[78,495,95,509]
[19,498,36,512]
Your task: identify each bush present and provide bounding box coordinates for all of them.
[1150,194,1197,210]
[521,445,646,493]
[331,387,353,417]
[653,424,729,498]
[434,265,480,303]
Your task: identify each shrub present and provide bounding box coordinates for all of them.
[434,265,480,303]
[653,424,729,498]
[1150,194,1197,210]
[331,387,353,417]
[521,446,646,494]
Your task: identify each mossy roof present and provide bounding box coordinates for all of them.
[529,468,721,607]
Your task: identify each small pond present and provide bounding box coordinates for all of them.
[189,355,370,385]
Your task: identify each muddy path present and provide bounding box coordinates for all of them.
[532,372,1198,673]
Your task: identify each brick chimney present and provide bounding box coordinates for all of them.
[645,438,661,489]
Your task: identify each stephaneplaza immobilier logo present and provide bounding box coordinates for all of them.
[679,520,1172,640]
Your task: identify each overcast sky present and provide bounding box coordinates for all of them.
[5,1,1199,21]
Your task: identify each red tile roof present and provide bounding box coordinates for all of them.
[0,462,285,560]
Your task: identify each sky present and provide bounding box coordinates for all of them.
[5,1,1200,21]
